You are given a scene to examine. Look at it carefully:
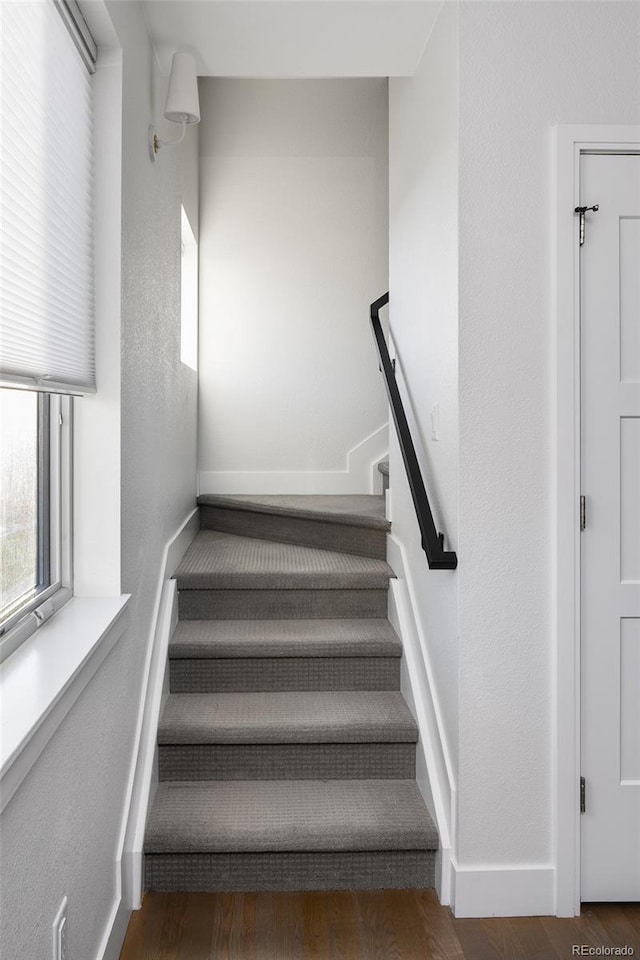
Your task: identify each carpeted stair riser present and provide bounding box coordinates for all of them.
[200,505,388,559]
[169,618,403,659]
[178,588,388,621]
[158,742,416,781]
[144,850,434,893]
[169,655,400,692]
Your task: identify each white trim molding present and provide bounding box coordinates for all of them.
[96,897,131,960]
[94,507,199,960]
[386,534,456,906]
[451,863,555,918]
[552,124,640,918]
[114,507,199,916]
[198,424,388,496]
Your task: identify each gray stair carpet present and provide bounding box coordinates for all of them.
[158,691,418,744]
[169,618,402,692]
[146,493,438,892]
[175,531,393,620]
[146,780,437,852]
[197,494,390,528]
[170,618,403,658]
[175,531,393,590]
[198,494,390,559]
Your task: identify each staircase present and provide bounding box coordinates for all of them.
[144,494,438,892]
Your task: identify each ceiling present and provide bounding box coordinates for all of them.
[142,1,442,78]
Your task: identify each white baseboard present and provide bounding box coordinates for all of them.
[198,424,388,496]
[451,863,555,918]
[386,537,455,905]
[100,507,199,960]
[96,897,131,960]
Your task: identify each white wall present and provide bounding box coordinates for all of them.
[389,0,640,915]
[456,0,640,878]
[0,4,198,957]
[388,1,459,780]
[198,79,389,494]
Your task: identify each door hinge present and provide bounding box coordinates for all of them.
[580,776,586,814]
[574,204,599,246]
[580,495,586,531]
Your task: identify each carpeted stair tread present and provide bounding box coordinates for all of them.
[197,494,390,530]
[158,691,418,744]
[145,779,437,853]
[169,618,402,659]
[175,531,393,590]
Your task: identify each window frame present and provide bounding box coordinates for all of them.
[0,392,73,662]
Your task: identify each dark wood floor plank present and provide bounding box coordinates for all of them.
[414,890,465,960]
[209,892,257,960]
[326,892,361,960]
[263,892,305,960]
[585,904,640,951]
[452,918,508,960]
[355,891,404,960]
[300,892,332,960]
[581,904,629,948]
[380,889,438,960]
[228,894,256,960]
[120,892,185,960]
[239,893,258,960]
[619,902,640,940]
[176,892,216,960]
[495,917,561,960]
[541,909,615,956]
[152,893,187,960]
[118,892,156,960]
[119,891,640,960]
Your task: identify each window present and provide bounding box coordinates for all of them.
[0,0,96,658]
[0,389,71,659]
[1,391,40,613]
[181,207,199,371]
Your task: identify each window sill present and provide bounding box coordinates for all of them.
[0,595,130,813]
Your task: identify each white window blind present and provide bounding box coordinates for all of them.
[0,0,96,395]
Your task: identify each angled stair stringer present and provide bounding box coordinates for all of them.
[144,494,439,892]
[386,533,456,906]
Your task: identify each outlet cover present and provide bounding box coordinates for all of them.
[52,897,67,960]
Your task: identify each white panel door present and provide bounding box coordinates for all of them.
[581,152,640,901]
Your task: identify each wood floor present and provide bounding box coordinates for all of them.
[119,891,640,960]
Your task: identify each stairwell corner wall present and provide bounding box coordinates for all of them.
[197,78,389,496]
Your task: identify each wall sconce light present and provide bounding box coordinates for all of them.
[150,51,200,161]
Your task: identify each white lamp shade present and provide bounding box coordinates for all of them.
[164,51,200,124]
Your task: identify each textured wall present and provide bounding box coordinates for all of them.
[388,2,459,769]
[0,635,133,960]
[0,4,198,958]
[456,1,640,865]
[116,0,198,599]
[197,79,388,488]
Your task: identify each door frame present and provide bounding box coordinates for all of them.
[553,125,640,917]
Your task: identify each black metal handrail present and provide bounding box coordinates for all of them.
[370,293,457,570]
